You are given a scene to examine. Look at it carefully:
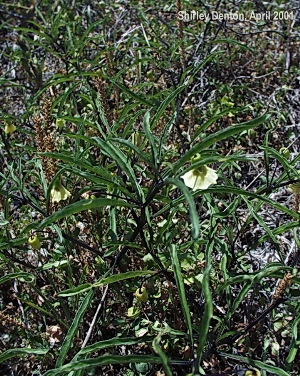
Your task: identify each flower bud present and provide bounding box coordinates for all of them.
[28,236,41,250]
[244,368,261,376]
[191,153,201,163]
[131,132,142,148]
[279,147,290,159]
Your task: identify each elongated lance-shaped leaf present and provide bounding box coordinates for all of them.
[194,265,213,372]
[286,316,300,365]
[56,290,94,367]
[242,195,279,254]
[150,85,186,130]
[192,107,246,142]
[179,50,225,85]
[171,244,194,350]
[179,154,257,176]
[218,352,290,376]
[58,270,156,297]
[0,272,35,284]
[0,237,29,250]
[111,137,156,169]
[57,283,93,297]
[74,336,166,360]
[93,138,144,200]
[264,127,271,187]
[260,145,299,176]
[165,178,199,239]
[93,270,156,288]
[213,38,255,52]
[38,149,113,180]
[143,111,158,171]
[43,354,181,376]
[152,331,173,376]
[158,112,176,162]
[194,213,216,372]
[39,149,136,200]
[154,185,299,220]
[216,264,291,291]
[172,113,270,173]
[108,78,155,107]
[22,198,135,233]
[0,347,48,363]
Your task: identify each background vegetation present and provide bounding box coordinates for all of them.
[0,0,300,375]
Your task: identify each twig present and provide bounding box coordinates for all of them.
[81,285,109,349]
[14,281,30,330]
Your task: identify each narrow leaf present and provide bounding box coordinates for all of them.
[165,178,199,239]
[56,290,94,367]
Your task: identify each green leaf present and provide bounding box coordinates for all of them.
[111,137,155,169]
[43,355,165,376]
[57,283,92,297]
[93,270,156,288]
[0,237,29,250]
[56,290,94,367]
[165,178,199,239]
[212,38,255,53]
[170,245,193,349]
[150,85,186,130]
[93,139,143,199]
[108,79,154,107]
[242,195,279,254]
[0,347,48,363]
[37,260,69,271]
[74,336,159,360]
[143,111,158,170]
[219,352,290,376]
[0,272,35,284]
[152,331,173,376]
[58,271,156,297]
[191,108,246,142]
[286,316,300,365]
[0,219,9,226]
[155,185,299,221]
[173,113,271,172]
[196,265,213,367]
[217,264,291,290]
[22,198,134,233]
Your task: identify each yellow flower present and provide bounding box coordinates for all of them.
[4,123,16,134]
[288,183,300,194]
[50,181,71,203]
[28,236,41,250]
[55,118,65,129]
[181,165,218,191]
[244,368,261,376]
[135,287,148,302]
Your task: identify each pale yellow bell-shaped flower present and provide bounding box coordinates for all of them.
[50,181,71,203]
[28,236,41,250]
[288,183,300,194]
[4,123,16,134]
[181,165,218,191]
[55,118,65,129]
